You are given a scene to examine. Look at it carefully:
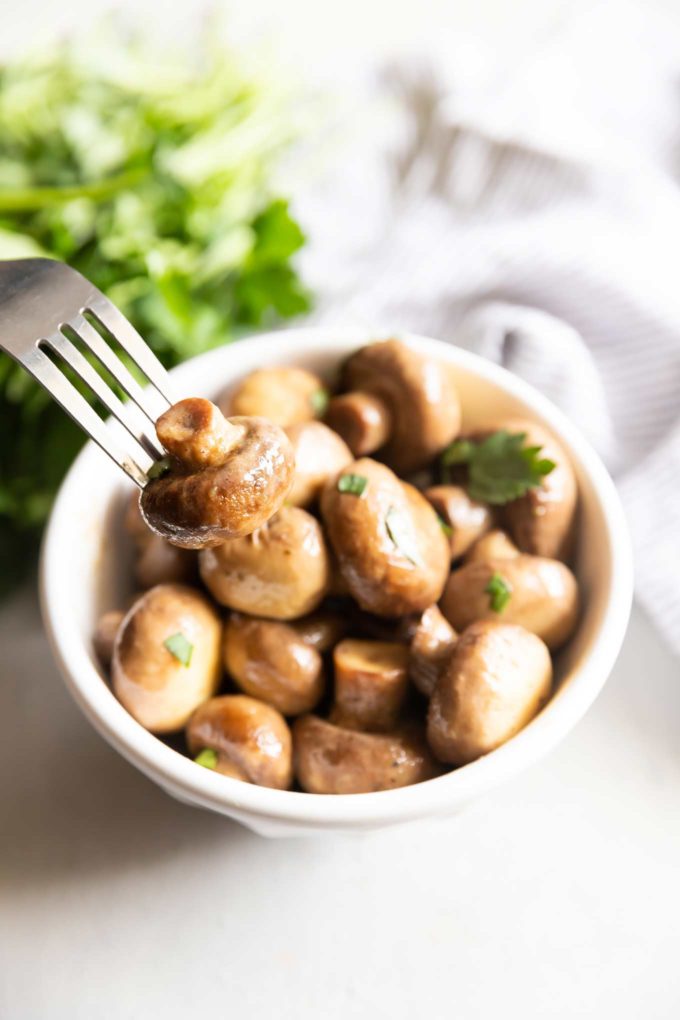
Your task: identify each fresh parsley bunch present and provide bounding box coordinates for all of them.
[0,32,310,595]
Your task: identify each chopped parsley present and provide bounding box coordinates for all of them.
[338,473,368,496]
[194,748,218,770]
[441,430,556,505]
[147,456,172,481]
[310,388,330,416]
[485,572,512,613]
[437,515,453,538]
[385,506,422,566]
[163,632,194,667]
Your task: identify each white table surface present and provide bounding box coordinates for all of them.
[2,1,680,1016]
[1,586,679,1020]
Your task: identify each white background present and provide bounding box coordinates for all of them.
[1,2,680,1018]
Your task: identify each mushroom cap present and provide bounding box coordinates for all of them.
[466,417,577,562]
[427,620,552,765]
[341,339,461,473]
[187,694,293,790]
[112,584,222,733]
[221,366,326,427]
[223,614,325,715]
[285,420,353,507]
[320,458,449,617]
[141,407,294,549]
[440,554,579,651]
[199,506,330,620]
[423,484,493,560]
[293,715,440,794]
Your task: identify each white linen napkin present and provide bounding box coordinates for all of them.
[297,1,680,656]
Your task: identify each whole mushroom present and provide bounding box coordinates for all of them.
[330,639,409,732]
[187,695,293,789]
[140,397,294,549]
[320,458,449,617]
[221,366,327,427]
[467,418,577,562]
[124,492,196,588]
[199,506,330,620]
[424,484,493,560]
[284,420,353,507]
[409,605,457,698]
[440,554,579,651]
[325,339,461,473]
[223,613,325,716]
[294,715,439,794]
[93,609,125,667]
[465,529,519,564]
[112,584,222,733]
[427,620,552,765]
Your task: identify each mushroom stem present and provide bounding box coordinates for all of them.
[325,391,392,456]
[155,398,243,471]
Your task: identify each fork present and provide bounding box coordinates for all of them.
[0,258,174,487]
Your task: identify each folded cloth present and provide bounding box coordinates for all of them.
[297,1,680,656]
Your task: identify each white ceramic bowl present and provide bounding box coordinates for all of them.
[40,328,633,837]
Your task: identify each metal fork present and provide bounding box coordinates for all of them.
[0,258,174,487]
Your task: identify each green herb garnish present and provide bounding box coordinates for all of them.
[437,515,453,538]
[441,430,555,505]
[385,506,422,566]
[485,572,512,612]
[163,632,194,667]
[441,439,476,466]
[338,474,368,496]
[147,456,172,481]
[0,29,310,598]
[310,388,330,417]
[194,748,218,770]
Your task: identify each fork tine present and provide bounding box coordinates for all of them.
[85,293,175,409]
[21,346,150,488]
[41,331,165,463]
[67,314,169,425]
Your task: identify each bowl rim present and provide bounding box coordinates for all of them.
[40,327,633,829]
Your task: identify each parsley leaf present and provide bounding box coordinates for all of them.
[163,632,194,667]
[437,515,453,538]
[194,748,218,770]
[338,474,368,496]
[385,506,422,566]
[485,572,512,612]
[441,430,556,505]
[310,388,330,417]
[147,456,172,481]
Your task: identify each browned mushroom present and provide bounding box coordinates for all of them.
[325,339,461,473]
[124,492,196,588]
[285,420,353,507]
[223,614,325,715]
[440,554,579,651]
[294,715,440,793]
[467,418,577,561]
[464,529,519,564]
[428,620,552,765]
[292,609,349,651]
[140,397,294,549]
[409,605,457,698]
[330,639,409,732]
[424,484,493,559]
[112,584,222,733]
[187,695,293,789]
[320,458,449,617]
[221,366,327,427]
[199,506,330,620]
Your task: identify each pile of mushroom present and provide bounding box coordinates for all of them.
[97,338,580,794]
